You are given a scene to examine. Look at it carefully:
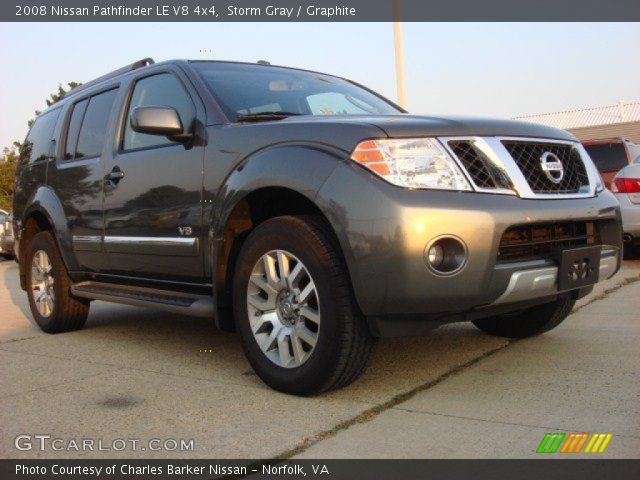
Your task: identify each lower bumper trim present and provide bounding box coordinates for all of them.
[491,250,618,306]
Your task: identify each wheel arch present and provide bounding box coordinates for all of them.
[209,145,356,330]
[17,186,75,290]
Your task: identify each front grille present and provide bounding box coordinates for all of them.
[448,141,511,189]
[498,221,600,262]
[502,141,589,194]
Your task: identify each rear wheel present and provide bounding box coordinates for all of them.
[233,215,375,395]
[472,296,575,338]
[26,231,89,333]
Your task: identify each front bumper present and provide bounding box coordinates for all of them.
[317,162,623,323]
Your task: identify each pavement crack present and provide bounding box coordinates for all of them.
[273,276,640,459]
[273,341,513,459]
[572,274,640,313]
[390,409,640,440]
[0,335,40,344]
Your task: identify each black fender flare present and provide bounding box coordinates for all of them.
[207,143,346,325]
[19,186,79,273]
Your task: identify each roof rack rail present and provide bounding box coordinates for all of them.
[62,58,155,99]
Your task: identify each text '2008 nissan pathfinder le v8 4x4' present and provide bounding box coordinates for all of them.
[13,59,622,395]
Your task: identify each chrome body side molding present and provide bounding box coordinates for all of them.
[72,235,102,252]
[73,235,199,256]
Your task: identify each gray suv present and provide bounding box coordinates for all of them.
[13,59,622,395]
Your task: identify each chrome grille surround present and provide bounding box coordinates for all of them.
[439,136,598,200]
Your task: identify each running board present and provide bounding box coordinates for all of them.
[71,281,214,318]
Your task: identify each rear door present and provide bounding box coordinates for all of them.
[102,66,205,283]
[51,87,120,272]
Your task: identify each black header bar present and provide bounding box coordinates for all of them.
[2,459,640,480]
[3,0,640,22]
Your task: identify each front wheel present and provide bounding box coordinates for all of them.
[472,296,575,339]
[233,215,375,395]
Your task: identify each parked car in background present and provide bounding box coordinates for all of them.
[0,209,15,259]
[611,158,640,258]
[582,138,640,189]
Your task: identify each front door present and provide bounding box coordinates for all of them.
[102,68,205,283]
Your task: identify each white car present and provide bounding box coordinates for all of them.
[0,209,15,259]
[611,159,640,258]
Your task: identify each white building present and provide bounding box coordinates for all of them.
[516,101,640,143]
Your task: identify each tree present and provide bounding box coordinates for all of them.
[0,147,18,212]
[27,81,81,128]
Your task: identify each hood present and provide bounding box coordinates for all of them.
[281,114,576,142]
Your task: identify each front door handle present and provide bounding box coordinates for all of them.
[105,167,125,184]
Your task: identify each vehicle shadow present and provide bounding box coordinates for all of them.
[1,257,504,402]
[83,302,501,402]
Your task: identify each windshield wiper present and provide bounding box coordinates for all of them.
[236,111,304,122]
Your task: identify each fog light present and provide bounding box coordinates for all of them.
[424,236,467,275]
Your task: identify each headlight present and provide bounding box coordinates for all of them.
[350,138,471,191]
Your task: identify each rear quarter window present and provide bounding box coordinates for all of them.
[584,143,628,172]
[63,99,89,160]
[20,109,61,164]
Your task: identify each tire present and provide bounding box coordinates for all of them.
[25,231,89,333]
[472,296,575,339]
[232,215,375,395]
[1,253,13,260]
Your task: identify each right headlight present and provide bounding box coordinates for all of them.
[350,138,471,191]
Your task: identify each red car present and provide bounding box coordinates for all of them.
[582,138,640,189]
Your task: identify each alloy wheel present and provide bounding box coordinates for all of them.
[246,249,320,368]
[30,250,55,317]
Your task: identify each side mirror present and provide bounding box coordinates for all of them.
[130,106,192,142]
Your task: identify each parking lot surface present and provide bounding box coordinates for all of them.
[1,257,639,458]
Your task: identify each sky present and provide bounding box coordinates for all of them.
[1,22,639,148]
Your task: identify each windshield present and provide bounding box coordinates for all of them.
[191,62,402,120]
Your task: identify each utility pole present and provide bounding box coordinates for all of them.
[393,0,407,109]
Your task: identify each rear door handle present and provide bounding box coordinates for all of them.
[105,167,125,184]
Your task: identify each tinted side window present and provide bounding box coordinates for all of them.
[584,143,628,172]
[20,109,61,164]
[64,99,88,160]
[75,89,119,159]
[123,73,195,151]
